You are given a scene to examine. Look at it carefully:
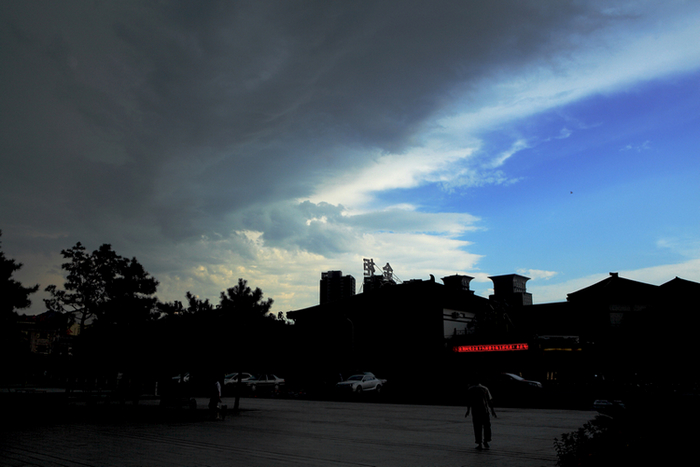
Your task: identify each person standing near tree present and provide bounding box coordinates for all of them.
[464,378,497,450]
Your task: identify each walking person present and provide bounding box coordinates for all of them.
[465,378,497,450]
[209,376,222,420]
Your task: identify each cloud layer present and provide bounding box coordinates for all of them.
[2,1,700,313]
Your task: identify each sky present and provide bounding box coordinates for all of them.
[2,0,699,317]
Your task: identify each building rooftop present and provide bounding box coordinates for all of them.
[566,272,658,303]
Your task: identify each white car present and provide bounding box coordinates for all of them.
[336,374,386,393]
[224,372,253,385]
[501,372,543,389]
[246,374,285,392]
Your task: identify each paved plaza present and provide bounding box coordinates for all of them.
[1,397,594,467]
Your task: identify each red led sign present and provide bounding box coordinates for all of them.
[453,343,529,353]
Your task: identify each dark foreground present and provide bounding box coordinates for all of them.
[1,397,596,467]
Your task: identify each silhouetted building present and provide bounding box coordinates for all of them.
[524,272,700,385]
[291,269,700,397]
[658,275,700,298]
[320,271,356,304]
[442,274,475,294]
[17,310,76,355]
[362,274,396,293]
[489,274,532,307]
[289,275,491,385]
[566,272,657,331]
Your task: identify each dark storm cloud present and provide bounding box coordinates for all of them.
[0,0,618,298]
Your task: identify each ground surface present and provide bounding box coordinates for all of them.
[1,397,595,467]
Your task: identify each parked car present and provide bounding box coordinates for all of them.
[245,374,285,393]
[224,372,254,385]
[499,373,543,389]
[485,372,542,404]
[336,374,386,393]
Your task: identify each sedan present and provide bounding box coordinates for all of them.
[336,374,385,393]
[501,373,542,389]
[246,374,285,393]
[486,373,543,404]
[224,372,254,386]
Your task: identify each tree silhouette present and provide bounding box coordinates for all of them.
[218,278,273,319]
[217,278,274,411]
[157,291,214,318]
[1,230,39,384]
[100,254,159,327]
[45,243,159,333]
[0,230,39,319]
[186,291,214,314]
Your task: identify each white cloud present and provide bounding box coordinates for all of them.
[440,8,700,136]
[517,269,559,281]
[146,200,484,314]
[656,237,700,258]
[557,128,572,139]
[347,208,480,236]
[620,140,651,152]
[543,127,573,142]
[308,146,478,209]
[487,139,529,169]
[155,227,484,313]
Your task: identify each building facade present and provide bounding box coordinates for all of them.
[289,274,491,388]
[290,270,700,400]
[319,270,356,304]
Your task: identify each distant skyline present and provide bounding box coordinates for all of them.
[2,1,699,315]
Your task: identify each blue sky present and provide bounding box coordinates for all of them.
[1,1,699,314]
[468,72,700,296]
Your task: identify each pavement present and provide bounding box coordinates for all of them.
[1,397,595,467]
